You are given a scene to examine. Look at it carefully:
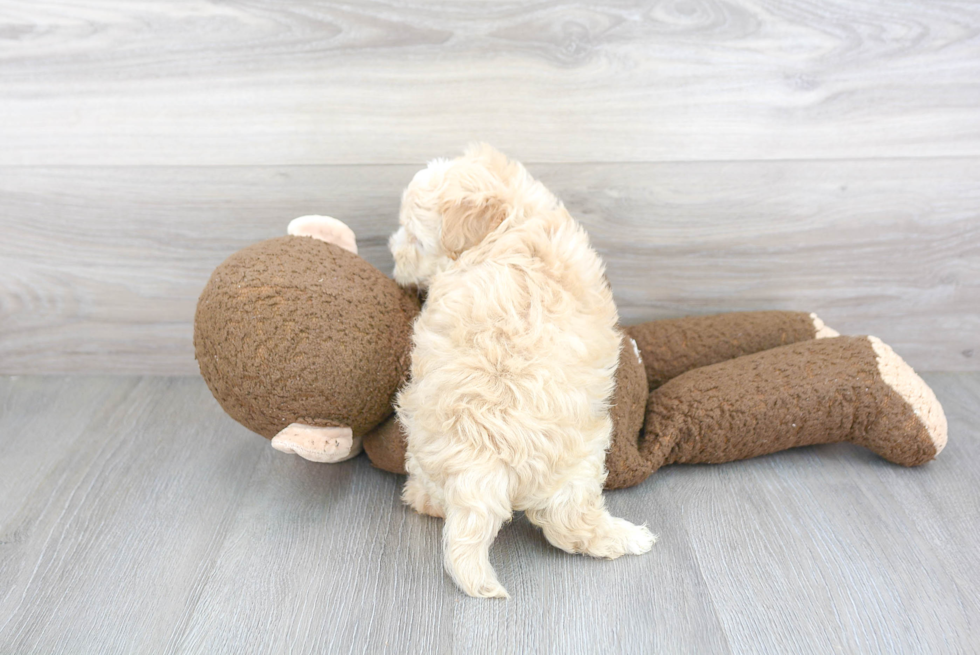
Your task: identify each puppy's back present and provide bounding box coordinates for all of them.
[399,212,621,494]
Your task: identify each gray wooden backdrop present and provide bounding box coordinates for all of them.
[1,0,978,374]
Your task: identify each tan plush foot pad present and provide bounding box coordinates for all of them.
[640,335,946,472]
[868,336,947,456]
[810,312,840,338]
[626,311,828,390]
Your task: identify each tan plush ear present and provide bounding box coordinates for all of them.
[439,196,509,258]
[287,215,358,254]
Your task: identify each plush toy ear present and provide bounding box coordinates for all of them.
[287,215,358,254]
[439,196,509,258]
[438,143,519,258]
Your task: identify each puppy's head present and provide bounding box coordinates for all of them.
[390,143,520,288]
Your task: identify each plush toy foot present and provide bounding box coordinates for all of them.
[810,312,839,338]
[271,423,363,463]
[864,336,947,463]
[287,215,358,254]
[639,335,947,472]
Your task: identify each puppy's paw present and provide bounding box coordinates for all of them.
[585,518,657,559]
[618,521,658,556]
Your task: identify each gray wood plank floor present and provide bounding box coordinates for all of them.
[1,373,977,653]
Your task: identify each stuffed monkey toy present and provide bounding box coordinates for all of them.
[193,217,947,488]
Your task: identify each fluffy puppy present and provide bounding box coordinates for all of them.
[390,144,655,598]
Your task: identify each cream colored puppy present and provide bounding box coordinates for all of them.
[390,144,655,598]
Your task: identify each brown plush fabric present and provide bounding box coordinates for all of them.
[603,335,651,489]
[626,311,819,390]
[194,236,421,439]
[362,413,409,475]
[639,336,939,473]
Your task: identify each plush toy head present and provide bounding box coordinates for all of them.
[194,234,420,445]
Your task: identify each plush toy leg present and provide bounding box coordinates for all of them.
[638,336,946,474]
[271,423,363,463]
[626,310,838,390]
[603,335,652,489]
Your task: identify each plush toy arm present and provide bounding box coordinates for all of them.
[635,335,946,478]
[625,311,838,390]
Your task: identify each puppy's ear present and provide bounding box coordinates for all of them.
[439,195,509,258]
[439,144,517,258]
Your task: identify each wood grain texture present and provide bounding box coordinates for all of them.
[1,0,979,165]
[1,160,977,374]
[0,374,977,653]
[0,376,266,653]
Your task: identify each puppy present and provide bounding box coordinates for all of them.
[390,144,655,598]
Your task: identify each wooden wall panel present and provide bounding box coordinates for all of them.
[1,160,976,374]
[1,0,979,165]
[0,1,976,372]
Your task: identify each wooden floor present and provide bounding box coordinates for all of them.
[1,373,977,653]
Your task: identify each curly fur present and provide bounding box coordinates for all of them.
[390,144,655,598]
